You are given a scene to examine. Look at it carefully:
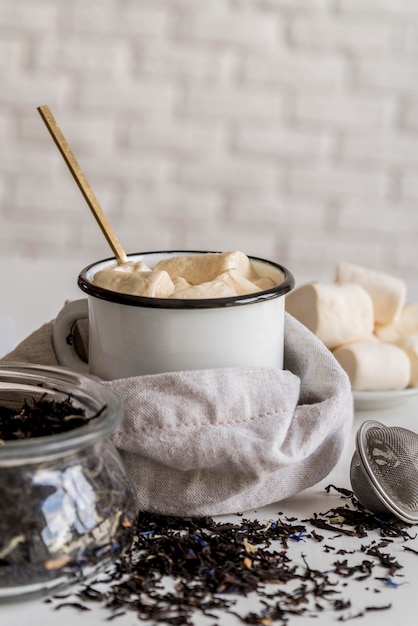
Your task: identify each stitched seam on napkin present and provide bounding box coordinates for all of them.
[129,408,291,431]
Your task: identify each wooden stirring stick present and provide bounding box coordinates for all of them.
[37,105,128,265]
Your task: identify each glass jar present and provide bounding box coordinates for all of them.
[0,362,136,601]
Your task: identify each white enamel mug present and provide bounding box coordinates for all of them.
[53,251,295,380]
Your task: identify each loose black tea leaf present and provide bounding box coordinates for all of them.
[326,485,354,499]
[54,602,91,612]
[365,603,392,611]
[48,486,416,625]
[0,394,105,440]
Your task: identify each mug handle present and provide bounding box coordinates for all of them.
[53,299,89,373]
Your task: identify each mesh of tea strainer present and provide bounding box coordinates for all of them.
[350,420,418,523]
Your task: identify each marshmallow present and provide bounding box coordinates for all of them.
[252,276,277,290]
[333,340,411,391]
[402,302,418,334]
[171,279,237,299]
[285,282,374,350]
[154,251,257,285]
[93,251,278,299]
[94,268,175,298]
[374,320,402,343]
[375,301,418,343]
[113,261,152,273]
[169,268,266,299]
[216,269,266,296]
[172,276,191,292]
[336,261,406,324]
[393,333,418,387]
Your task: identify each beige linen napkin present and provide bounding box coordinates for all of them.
[2,313,353,516]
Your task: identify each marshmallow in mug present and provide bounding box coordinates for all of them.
[92,251,277,299]
[53,251,294,379]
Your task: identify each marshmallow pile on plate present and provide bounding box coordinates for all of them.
[285,261,418,391]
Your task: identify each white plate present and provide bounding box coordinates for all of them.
[353,388,418,411]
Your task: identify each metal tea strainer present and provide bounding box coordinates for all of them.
[350,420,418,523]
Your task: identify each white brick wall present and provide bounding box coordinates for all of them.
[1,0,418,292]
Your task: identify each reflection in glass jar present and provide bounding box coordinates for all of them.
[35,466,98,553]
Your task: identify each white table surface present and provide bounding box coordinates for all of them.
[2,262,418,625]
